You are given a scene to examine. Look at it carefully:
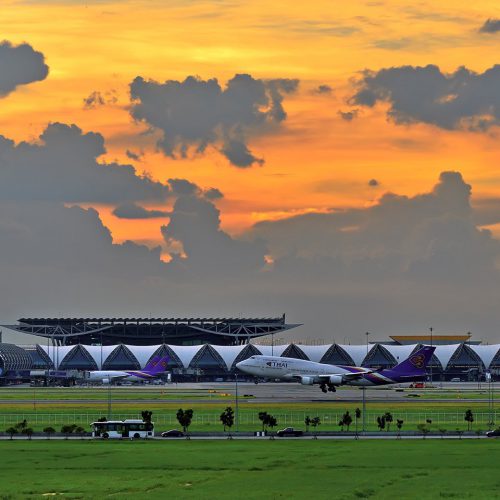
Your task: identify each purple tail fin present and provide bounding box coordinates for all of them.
[144,355,169,374]
[391,346,436,375]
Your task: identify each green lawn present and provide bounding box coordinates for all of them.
[0,440,499,499]
[0,387,497,432]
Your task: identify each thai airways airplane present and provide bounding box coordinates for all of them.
[86,355,169,384]
[236,346,435,393]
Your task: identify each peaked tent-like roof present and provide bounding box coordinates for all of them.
[40,345,75,369]
[338,344,375,366]
[254,344,288,357]
[211,345,247,370]
[469,344,500,369]
[381,344,419,364]
[168,344,204,368]
[126,344,160,369]
[293,345,331,362]
[84,345,116,370]
[433,344,462,370]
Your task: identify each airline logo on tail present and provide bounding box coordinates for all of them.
[409,354,425,369]
[143,355,169,374]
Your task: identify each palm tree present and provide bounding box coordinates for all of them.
[304,416,311,433]
[43,426,56,440]
[396,419,404,439]
[311,417,321,439]
[258,412,269,433]
[464,409,474,432]
[343,411,353,432]
[384,412,393,432]
[75,426,86,439]
[220,407,234,439]
[267,415,277,439]
[355,408,361,439]
[417,424,429,439]
[377,416,386,431]
[61,424,76,439]
[176,409,194,439]
[6,427,18,440]
[22,427,34,440]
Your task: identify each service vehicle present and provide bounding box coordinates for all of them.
[91,419,154,439]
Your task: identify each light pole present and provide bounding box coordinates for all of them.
[486,370,494,430]
[235,371,239,434]
[362,332,370,433]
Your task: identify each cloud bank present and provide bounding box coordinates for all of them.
[129,74,298,167]
[479,19,500,33]
[2,165,500,342]
[350,64,500,131]
[0,122,170,203]
[0,40,49,97]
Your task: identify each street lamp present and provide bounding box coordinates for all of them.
[362,332,370,433]
[235,371,239,434]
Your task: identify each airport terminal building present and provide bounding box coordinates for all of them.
[1,340,499,384]
[1,316,499,382]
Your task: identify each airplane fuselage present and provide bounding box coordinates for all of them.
[86,370,162,382]
[236,355,425,387]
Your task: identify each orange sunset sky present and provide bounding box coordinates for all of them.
[1,0,500,342]
[1,0,498,251]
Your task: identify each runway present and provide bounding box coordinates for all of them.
[0,381,495,405]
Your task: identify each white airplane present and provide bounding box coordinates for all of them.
[236,346,435,393]
[86,355,168,384]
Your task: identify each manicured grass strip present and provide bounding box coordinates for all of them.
[0,440,499,499]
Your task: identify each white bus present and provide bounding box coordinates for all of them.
[91,419,154,439]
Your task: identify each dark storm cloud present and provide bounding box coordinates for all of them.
[338,109,358,121]
[0,122,170,203]
[204,187,224,200]
[350,64,500,131]
[83,90,118,109]
[479,19,500,33]
[0,40,48,97]
[252,171,499,286]
[314,84,333,94]
[161,190,267,278]
[113,202,169,219]
[125,149,142,161]
[129,73,298,167]
[3,168,500,343]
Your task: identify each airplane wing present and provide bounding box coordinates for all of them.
[317,371,374,381]
[103,374,130,381]
[290,369,375,382]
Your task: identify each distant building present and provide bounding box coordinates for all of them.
[3,315,300,346]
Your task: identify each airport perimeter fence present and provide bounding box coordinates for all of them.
[0,411,498,429]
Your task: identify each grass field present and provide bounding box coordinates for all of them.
[0,386,498,433]
[0,440,499,499]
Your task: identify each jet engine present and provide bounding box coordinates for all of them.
[328,375,344,385]
[300,376,315,385]
[102,378,110,384]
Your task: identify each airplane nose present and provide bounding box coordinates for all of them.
[236,359,248,370]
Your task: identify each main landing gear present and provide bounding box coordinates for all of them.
[320,382,336,393]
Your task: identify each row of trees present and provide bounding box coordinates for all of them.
[5,420,86,440]
[3,408,483,439]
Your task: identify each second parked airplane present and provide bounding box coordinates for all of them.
[236,346,435,393]
[86,355,169,383]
